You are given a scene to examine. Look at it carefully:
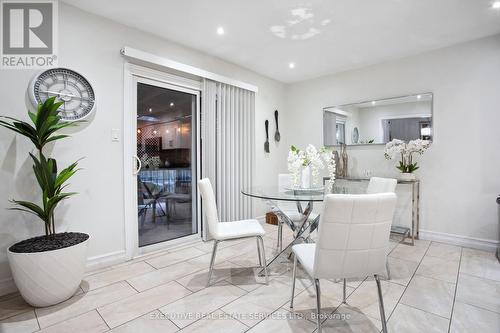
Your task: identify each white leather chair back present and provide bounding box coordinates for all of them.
[198,178,219,237]
[313,193,397,279]
[366,177,397,194]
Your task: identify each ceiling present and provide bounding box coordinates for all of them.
[62,0,500,83]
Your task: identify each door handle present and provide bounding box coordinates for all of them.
[133,155,142,175]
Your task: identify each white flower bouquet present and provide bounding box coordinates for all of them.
[384,139,430,173]
[287,144,336,191]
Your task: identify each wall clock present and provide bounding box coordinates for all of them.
[28,68,96,121]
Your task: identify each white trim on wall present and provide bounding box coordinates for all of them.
[121,46,258,92]
[419,229,499,252]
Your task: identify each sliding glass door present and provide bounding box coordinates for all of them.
[135,79,199,247]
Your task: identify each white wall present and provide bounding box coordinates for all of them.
[285,34,500,248]
[0,3,286,294]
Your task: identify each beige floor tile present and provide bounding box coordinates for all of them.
[426,242,462,261]
[416,255,460,283]
[389,241,430,263]
[221,278,306,326]
[401,275,455,318]
[82,262,155,291]
[176,262,245,292]
[224,266,277,292]
[159,281,247,328]
[109,310,178,333]
[0,294,32,321]
[450,301,500,333]
[127,260,203,292]
[186,244,246,267]
[146,247,206,269]
[247,308,316,333]
[178,309,248,333]
[322,304,382,333]
[387,303,449,333]
[36,281,136,328]
[456,273,500,313]
[38,310,108,333]
[386,257,419,286]
[227,245,275,268]
[287,279,348,320]
[0,310,39,333]
[346,279,405,321]
[97,281,191,328]
[460,248,500,282]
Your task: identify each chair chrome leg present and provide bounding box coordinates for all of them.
[290,254,297,309]
[314,279,322,333]
[257,238,262,267]
[206,240,219,287]
[375,274,388,333]
[386,258,391,280]
[257,236,269,284]
[343,278,347,304]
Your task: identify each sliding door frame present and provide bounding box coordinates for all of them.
[123,63,202,259]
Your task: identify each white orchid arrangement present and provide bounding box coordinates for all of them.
[384,139,430,173]
[287,144,336,191]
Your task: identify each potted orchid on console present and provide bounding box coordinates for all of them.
[287,144,336,191]
[384,139,430,181]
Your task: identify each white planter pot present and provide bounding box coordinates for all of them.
[7,236,89,307]
[301,166,312,189]
[399,172,416,181]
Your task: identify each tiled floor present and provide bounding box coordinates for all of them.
[1,222,500,333]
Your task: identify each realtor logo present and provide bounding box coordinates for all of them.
[1,0,58,68]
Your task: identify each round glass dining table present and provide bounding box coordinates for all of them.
[241,185,359,273]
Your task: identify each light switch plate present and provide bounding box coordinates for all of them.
[111,129,120,142]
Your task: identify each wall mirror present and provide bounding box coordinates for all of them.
[323,93,433,146]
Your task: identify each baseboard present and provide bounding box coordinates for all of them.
[0,277,17,296]
[419,229,499,252]
[86,250,128,272]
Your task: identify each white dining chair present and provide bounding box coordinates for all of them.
[198,178,269,286]
[290,193,397,333]
[276,174,318,250]
[366,177,397,194]
[366,176,397,280]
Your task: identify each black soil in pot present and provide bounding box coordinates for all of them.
[9,232,89,253]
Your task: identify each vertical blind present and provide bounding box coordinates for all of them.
[201,79,255,227]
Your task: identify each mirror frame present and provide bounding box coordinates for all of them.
[323,92,434,147]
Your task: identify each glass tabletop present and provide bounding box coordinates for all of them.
[241,185,362,202]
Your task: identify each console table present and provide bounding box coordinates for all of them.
[326,177,420,246]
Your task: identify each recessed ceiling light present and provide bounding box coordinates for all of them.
[371,101,376,105]
[492,1,500,9]
[417,95,422,99]
[170,102,174,107]
[148,108,152,112]
[217,26,225,35]
[289,62,295,69]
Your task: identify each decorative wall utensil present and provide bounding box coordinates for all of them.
[264,120,270,153]
[274,110,281,142]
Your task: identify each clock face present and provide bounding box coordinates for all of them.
[30,68,96,121]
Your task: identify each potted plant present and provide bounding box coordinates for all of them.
[287,144,336,191]
[0,97,89,307]
[384,139,430,181]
